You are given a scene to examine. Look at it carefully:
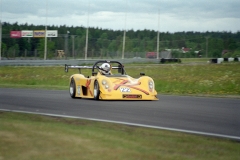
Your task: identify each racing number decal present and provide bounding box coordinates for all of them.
[114,79,149,95]
[120,87,131,92]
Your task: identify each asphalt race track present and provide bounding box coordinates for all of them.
[0,88,240,140]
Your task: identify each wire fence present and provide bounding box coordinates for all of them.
[0,50,205,60]
[1,34,207,60]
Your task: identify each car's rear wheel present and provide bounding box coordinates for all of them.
[94,81,100,100]
[69,78,76,98]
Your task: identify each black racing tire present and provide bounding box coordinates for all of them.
[69,78,76,98]
[93,81,100,100]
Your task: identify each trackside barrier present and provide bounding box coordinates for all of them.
[210,58,240,64]
[0,59,160,66]
[160,58,181,64]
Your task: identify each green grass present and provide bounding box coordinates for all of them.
[0,63,239,96]
[0,112,239,160]
[0,63,240,159]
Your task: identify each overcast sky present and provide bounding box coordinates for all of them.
[1,0,240,33]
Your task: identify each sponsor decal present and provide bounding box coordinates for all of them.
[10,31,21,38]
[123,94,142,99]
[34,30,45,37]
[77,86,81,95]
[120,87,131,92]
[22,30,33,37]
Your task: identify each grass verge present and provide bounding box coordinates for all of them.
[0,63,240,96]
[0,62,240,159]
[0,112,239,160]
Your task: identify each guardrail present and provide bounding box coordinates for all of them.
[160,58,181,63]
[0,58,160,66]
[210,58,240,64]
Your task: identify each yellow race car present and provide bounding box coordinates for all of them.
[65,60,158,100]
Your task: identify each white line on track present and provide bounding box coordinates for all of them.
[1,109,239,141]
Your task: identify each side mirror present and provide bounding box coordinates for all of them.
[140,72,145,76]
[118,64,124,74]
[118,68,122,74]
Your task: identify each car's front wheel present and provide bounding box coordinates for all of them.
[69,78,76,98]
[94,81,100,100]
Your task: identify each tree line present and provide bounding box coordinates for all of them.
[1,22,240,59]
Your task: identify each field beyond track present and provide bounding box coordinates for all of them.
[0,62,239,97]
[0,62,239,159]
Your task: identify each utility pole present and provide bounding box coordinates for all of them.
[205,37,209,58]
[85,28,88,60]
[0,19,2,60]
[65,31,69,58]
[72,35,75,59]
[157,9,160,59]
[85,0,90,60]
[0,0,2,60]
[122,0,128,59]
[122,30,126,59]
[44,0,48,60]
[44,26,47,60]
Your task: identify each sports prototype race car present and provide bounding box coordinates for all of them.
[65,60,158,100]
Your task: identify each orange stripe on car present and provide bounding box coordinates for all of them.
[86,79,93,96]
[114,80,129,90]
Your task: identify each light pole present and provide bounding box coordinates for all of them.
[122,30,126,59]
[72,35,76,59]
[157,9,160,59]
[85,27,88,60]
[0,0,2,60]
[122,0,128,59]
[85,0,90,60]
[65,31,70,58]
[205,36,209,58]
[44,0,48,60]
[0,19,2,61]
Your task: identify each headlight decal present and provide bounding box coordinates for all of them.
[102,79,111,91]
[148,80,154,92]
[102,80,107,85]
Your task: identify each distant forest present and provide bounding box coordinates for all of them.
[1,22,240,59]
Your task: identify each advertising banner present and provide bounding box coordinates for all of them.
[22,30,33,37]
[46,30,58,37]
[34,30,45,37]
[11,30,59,38]
[10,31,21,38]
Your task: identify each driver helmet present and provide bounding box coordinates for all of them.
[100,63,111,75]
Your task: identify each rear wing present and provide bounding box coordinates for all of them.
[65,64,92,73]
[65,60,126,75]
